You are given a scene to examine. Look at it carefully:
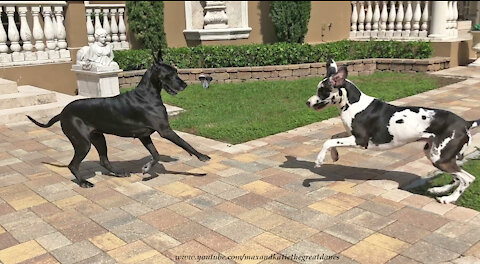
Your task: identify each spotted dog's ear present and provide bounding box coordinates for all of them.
[331,66,348,87]
[326,58,338,77]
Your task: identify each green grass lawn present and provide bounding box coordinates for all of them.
[121,72,459,144]
[411,159,480,211]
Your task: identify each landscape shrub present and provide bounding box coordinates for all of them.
[270,1,311,43]
[114,40,434,71]
[126,1,167,51]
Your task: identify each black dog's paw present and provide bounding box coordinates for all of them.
[142,163,153,174]
[198,154,211,162]
[79,180,94,188]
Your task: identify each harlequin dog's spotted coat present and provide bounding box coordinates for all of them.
[307,59,479,204]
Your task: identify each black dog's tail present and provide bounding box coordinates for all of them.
[27,114,60,128]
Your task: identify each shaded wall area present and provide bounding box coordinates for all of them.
[432,39,474,67]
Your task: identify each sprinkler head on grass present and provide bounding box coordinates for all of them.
[199,74,213,89]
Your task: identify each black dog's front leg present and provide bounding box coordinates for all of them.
[139,136,161,174]
[158,128,210,161]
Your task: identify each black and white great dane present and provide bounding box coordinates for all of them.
[306,59,480,204]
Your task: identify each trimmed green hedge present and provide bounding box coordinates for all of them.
[113,40,433,71]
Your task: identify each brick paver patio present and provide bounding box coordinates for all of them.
[1,67,480,263]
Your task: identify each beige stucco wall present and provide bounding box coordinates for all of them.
[164,1,350,47]
[305,1,351,44]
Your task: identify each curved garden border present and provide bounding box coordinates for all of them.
[118,57,450,89]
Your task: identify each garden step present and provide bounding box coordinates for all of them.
[0,101,68,125]
[0,86,57,110]
[0,78,18,94]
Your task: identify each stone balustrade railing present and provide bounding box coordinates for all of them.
[84,2,129,50]
[350,1,459,41]
[0,1,70,67]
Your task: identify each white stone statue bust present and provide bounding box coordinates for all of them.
[76,28,120,71]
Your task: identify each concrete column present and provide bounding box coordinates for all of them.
[476,2,480,25]
[428,1,448,39]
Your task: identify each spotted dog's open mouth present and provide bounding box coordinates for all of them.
[312,102,328,111]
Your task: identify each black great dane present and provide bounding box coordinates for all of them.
[28,51,210,188]
[307,59,480,204]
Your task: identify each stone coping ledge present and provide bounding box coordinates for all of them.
[119,57,450,88]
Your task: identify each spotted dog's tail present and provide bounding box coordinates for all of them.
[27,114,61,128]
[469,119,480,129]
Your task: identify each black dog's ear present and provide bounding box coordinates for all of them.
[331,66,348,87]
[326,58,338,77]
[152,50,163,64]
[152,50,158,64]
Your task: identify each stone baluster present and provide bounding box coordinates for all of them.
[358,1,365,37]
[403,1,413,37]
[7,6,23,62]
[446,1,453,37]
[118,8,128,49]
[394,1,404,37]
[452,1,458,38]
[51,11,58,50]
[0,6,11,63]
[110,9,120,50]
[372,1,380,37]
[32,6,47,61]
[102,9,111,43]
[86,8,95,44]
[420,1,429,38]
[204,1,228,29]
[94,9,102,32]
[350,1,358,38]
[19,6,35,61]
[387,1,396,37]
[379,1,388,38]
[43,6,59,59]
[365,1,373,37]
[411,1,421,37]
[54,5,69,59]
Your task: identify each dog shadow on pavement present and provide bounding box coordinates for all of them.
[280,155,422,190]
[43,154,206,184]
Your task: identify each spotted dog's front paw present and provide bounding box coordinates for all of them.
[436,196,457,204]
[427,186,447,195]
[315,151,327,168]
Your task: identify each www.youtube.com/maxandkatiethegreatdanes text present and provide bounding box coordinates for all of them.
[175,253,340,262]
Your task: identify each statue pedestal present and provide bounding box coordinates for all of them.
[72,65,123,97]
